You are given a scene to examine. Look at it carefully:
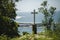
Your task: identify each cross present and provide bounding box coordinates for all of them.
[31,9,38,24]
[31,9,38,34]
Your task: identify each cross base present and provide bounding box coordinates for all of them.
[32,24,37,34]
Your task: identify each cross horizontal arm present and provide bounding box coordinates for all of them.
[31,12,38,14]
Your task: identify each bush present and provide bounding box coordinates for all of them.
[23,32,29,35]
[0,34,11,40]
[19,33,53,40]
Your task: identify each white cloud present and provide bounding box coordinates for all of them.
[15,0,60,12]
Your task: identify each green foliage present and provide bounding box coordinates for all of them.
[0,0,16,19]
[38,0,56,30]
[44,23,60,40]
[0,34,11,40]
[41,1,47,7]
[2,33,59,40]
[0,16,19,37]
[38,1,60,40]
[49,6,56,15]
[0,0,19,37]
[23,32,29,35]
[0,35,7,40]
[52,24,60,40]
[18,33,53,40]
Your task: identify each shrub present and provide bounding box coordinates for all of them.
[23,32,29,35]
[0,34,11,40]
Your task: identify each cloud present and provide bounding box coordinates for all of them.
[15,0,60,12]
[16,16,22,19]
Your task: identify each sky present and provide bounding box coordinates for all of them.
[15,0,60,12]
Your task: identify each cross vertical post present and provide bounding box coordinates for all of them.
[31,9,38,34]
[34,10,35,24]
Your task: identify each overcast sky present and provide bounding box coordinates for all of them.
[15,0,60,12]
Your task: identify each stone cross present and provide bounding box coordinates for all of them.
[31,9,38,24]
[31,9,38,34]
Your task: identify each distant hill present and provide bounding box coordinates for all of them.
[16,11,60,23]
[16,12,44,23]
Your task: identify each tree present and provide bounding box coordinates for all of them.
[38,1,60,40]
[0,0,19,37]
[38,1,56,30]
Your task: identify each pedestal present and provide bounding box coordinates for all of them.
[32,24,37,34]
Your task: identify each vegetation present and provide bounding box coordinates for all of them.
[0,32,52,40]
[38,0,56,30]
[0,0,60,40]
[0,32,60,40]
[0,0,19,37]
[38,0,60,40]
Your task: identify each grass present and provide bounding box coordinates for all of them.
[1,32,60,40]
[10,32,53,40]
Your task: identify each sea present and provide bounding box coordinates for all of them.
[15,11,60,34]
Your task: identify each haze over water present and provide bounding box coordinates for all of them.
[15,12,44,23]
